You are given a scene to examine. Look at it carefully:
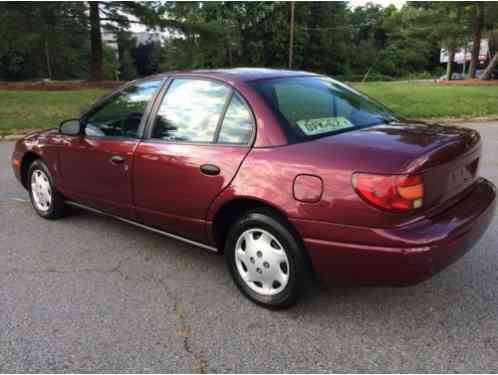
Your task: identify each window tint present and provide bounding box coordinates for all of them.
[84,79,163,138]
[217,93,254,144]
[252,77,396,141]
[151,79,231,142]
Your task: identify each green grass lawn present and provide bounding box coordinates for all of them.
[1,82,498,134]
[353,82,498,119]
[0,90,105,135]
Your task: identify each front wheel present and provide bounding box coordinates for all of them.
[225,210,312,309]
[28,159,67,219]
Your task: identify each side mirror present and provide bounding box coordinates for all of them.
[59,119,81,136]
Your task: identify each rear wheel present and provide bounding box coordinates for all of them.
[28,159,66,219]
[225,210,311,309]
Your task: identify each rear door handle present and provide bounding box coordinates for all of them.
[200,164,220,176]
[110,155,125,165]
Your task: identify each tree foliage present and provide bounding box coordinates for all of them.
[2,1,498,82]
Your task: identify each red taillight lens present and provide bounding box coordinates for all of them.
[352,173,424,212]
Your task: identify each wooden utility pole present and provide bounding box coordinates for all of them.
[288,1,295,69]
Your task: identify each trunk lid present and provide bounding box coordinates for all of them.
[376,122,481,211]
[320,121,482,212]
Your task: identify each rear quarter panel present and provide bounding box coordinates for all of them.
[207,140,422,231]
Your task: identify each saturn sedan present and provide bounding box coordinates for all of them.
[11,68,496,308]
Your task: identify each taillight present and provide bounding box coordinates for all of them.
[352,173,424,212]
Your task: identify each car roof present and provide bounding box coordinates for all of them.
[147,68,318,84]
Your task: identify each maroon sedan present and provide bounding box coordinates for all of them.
[11,69,496,308]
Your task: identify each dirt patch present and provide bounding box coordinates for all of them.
[0,80,124,91]
[438,79,498,86]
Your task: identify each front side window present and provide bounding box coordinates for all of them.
[251,76,396,141]
[83,79,163,138]
[217,93,254,144]
[151,79,231,142]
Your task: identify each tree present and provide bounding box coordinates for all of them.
[480,53,498,80]
[116,31,138,80]
[467,2,485,79]
[89,2,103,81]
[119,50,137,80]
[87,1,167,80]
[0,2,89,80]
[0,1,472,82]
[299,2,351,75]
[408,2,469,80]
[478,4,498,80]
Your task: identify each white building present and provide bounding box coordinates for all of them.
[440,39,490,64]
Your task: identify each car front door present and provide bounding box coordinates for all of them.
[133,78,255,243]
[58,79,164,218]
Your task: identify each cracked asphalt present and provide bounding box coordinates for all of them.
[1,122,498,372]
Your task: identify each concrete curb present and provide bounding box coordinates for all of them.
[1,134,25,141]
[0,129,40,142]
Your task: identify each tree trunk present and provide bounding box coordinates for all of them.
[446,48,455,80]
[227,41,233,67]
[44,38,52,79]
[89,2,103,81]
[288,1,295,69]
[467,2,484,79]
[479,53,498,80]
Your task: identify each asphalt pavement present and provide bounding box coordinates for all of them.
[1,122,497,372]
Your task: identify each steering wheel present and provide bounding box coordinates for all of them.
[121,112,143,138]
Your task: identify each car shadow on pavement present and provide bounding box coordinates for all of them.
[64,208,498,324]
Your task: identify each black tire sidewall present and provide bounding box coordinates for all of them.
[225,211,309,309]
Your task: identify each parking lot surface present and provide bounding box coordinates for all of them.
[1,122,497,372]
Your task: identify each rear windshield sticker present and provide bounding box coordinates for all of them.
[296,116,354,136]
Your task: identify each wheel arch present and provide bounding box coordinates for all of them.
[211,196,317,282]
[211,197,301,252]
[20,151,41,189]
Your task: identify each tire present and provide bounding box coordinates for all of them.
[225,209,312,309]
[28,159,67,219]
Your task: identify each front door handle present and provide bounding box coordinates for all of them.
[200,164,220,176]
[110,155,125,165]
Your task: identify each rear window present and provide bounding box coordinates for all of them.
[251,76,396,141]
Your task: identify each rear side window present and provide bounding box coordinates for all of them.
[152,79,231,142]
[217,93,254,144]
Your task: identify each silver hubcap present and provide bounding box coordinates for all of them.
[31,169,52,211]
[235,229,290,296]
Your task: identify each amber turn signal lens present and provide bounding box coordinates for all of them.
[352,173,424,212]
[397,184,423,200]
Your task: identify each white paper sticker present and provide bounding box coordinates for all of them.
[296,117,354,136]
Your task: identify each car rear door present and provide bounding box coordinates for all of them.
[133,77,255,243]
[57,79,164,218]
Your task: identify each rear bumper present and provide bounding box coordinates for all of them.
[292,178,497,285]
